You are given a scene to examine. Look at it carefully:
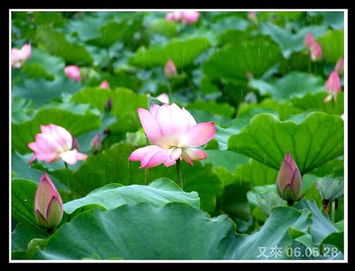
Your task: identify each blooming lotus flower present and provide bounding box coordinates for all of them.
[335,58,344,75]
[276,153,303,204]
[28,124,87,165]
[304,33,316,49]
[34,172,63,229]
[129,103,215,168]
[157,93,170,104]
[164,59,177,78]
[11,44,31,68]
[64,65,81,81]
[100,80,110,89]
[309,42,323,61]
[181,11,200,24]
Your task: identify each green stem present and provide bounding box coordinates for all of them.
[168,80,172,98]
[331,200,336,223]
[64,162,68,169]
[176,159,183,189]
[144,168,150,185]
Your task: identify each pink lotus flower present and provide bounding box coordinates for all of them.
[90,134,102,154]
[157,93,170,104]
[181,11,200,24]
[165,11,183,22]
[276,153,303,204]
[304,33,316,49]
[100,80,110,89]
[129,103,215,168]
[34,172,63,229]
[310,42,323,61]
[335,58,344,75]
[28,124,87,165]
[164,59,177,78]
[11,44,31,68]
[326,71,342,95]
[64,65,81,81]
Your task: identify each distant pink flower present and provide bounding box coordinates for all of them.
[304,33,316,49]
[34,172,63,229]
[28,124,87,165]
[129,103,215,168]
[248,12,256,20]
[324,71,342,103]
[309,42,323,61]
[165,11,183,22]
[64,65,81,81]
[100,80,110,89]
[157,93,170,104]
[181,11,200,24]
[164,59,177,78]
[90,134,102,154]
[335,58,344,76]
[11,44,31,68]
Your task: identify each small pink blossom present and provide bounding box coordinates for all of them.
[165,11,183,22]
[34,172,63,229]
[100,80,110,89]
[181,11,200,24]
[11,44,32,68]
[335,58,344,76]
[90,134,102,154]
[28,124,87,165]
[157,93,170,104]
[64,65,81,82]
[304,33,316,49]
[326,71,342,95]
[129,103,215,168]
[309,42,323,61]
[164,59,177,78]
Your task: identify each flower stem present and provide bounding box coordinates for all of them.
[176,159,183,189]
[331,200,336,223]
[144,168,150,185]
[64,162,68,169]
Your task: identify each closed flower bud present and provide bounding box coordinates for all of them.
[335,58,344,76]
[104,98,113,112]
[304,33,316,49]
[90,134,102,154]
[325,71,342,96]
[164,59,177,79]
[276,153,303,204]
[100,80,110,89]
[310,42,323,61]
[34,173,63,229]
[64,65,81,82]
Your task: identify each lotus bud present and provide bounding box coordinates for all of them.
[325,71,342,96]
[90,134,102,154]
[100,80,110,89]
[104,98,113,112]
[164,59,177,79]
[304,33,316,49]
[335,58,344,76]
[34,173,63,229]
[64,65,81,82]
[276,153,303,204]
[11,43,32,68]
[310,42,323,61]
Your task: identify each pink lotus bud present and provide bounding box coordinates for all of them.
[304,33,316,49]
[64,65,81,82]
[157,93,170,104]
[104,98,113,112]
[90,134,102,154]
[11,43,32,68]
[335,58,344,76]
[325,71,342,95]
[276,153,303,204]
[310,42,323,61]
[28,124,87,165]
[100,80,110,89]
[34,172,63,229]
[129,103,215,168]
[181,11,200,24]
[165,11,183,22]
[164,59,177,78]
[248,12,256,21]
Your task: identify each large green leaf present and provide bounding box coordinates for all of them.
[200,150,249,173]
[317,30,344,63]
[12,107,101,154]
[71,87,147,132]
[12,223,48,252]
[260,22,327,58]
[63,178,200,214]
[36,27,93,65]
[32,203,312,260]
[228,112,343,173]
[203,39,282,81]
[130,38,211,68]
[12,78,83,105]
[248,72,325,101]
